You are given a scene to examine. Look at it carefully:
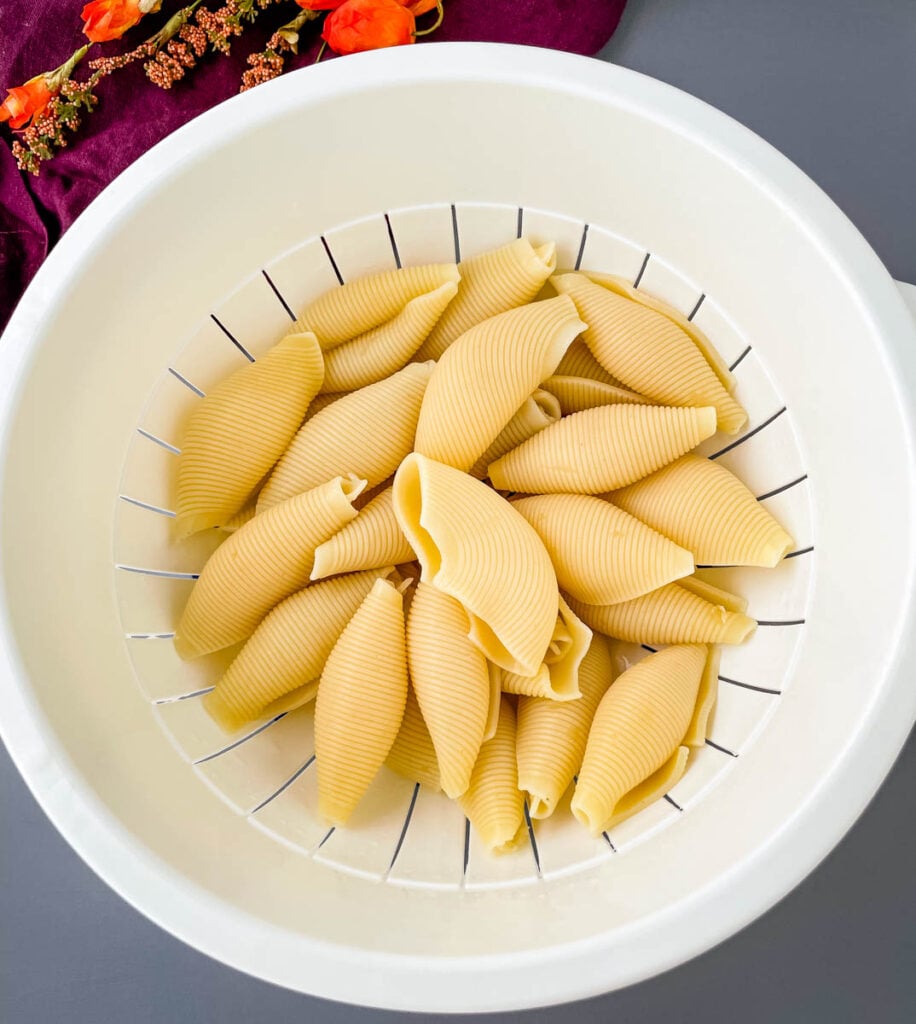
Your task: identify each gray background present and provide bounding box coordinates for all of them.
[2,0,915,1020]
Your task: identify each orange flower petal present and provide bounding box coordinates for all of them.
[323,0,416,56]
[0,76,53,129]
[81,0,145,43]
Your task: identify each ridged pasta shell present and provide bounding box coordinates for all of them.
[554,337,622,385]
[175,476,365,659]
[393,453,558,676]
[315,578,408,824]
[468,389,561,479]
[516,635,614,819]
[487,404,717,494]
[511,493,694,605]
[258,361,434,511]
[203,568,391,731]
[311,486,414,580]
[501,596,592,701]
[414,238,557,361]
[540,375,651,415]
[414,295,586,472]
[385,683,441,791]
[610,454,794,567]
[175,330,324,538]
[683,645,720,747]
[552,273,747,434]
[572,644,706,835]
[602,746,690,831]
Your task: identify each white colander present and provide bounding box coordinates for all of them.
[1,45,915,1013]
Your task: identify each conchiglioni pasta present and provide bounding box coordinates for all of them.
[516,634,614,819]
[203,567,391,731]
[258,361,433,510]
[175,330,324,538]
[540,375,650,415]
[610,454,795,567]
[385,683,441,791]
[393,453,558,676]
[459,695,525,853]
[311,486,414,580]
[554,338,622,385]
[218,501,257,534]
[414,295,586,472]
[552,273,747,434]
[405,581,493,798]
[566,581,756,645]
[414,238,557,361]
[175,476,365,659]
[511,493,694,605]
[487,404,717,494]
[683,645,720,748]
[572,644,706,835]
[602,746,690,830]
[297,263,459,349]
[320,278,458,392]
[501,596,591,701]
[315,578,409,824]
[468,390,561,480]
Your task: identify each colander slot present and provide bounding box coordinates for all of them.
[136,428,180,455]
[784,546,814,559]
[116,565,200,580]
[210,313,255,363]
[756,618,805,626]
[574,223,588,271]
[756,474,808,501]
[320,235,344,285]
[664,794,684,812]
[260,269,297,323]
[709,407,787,460]
[153,684,212,702]
[522,800,542,877]
[602,833,616,853]
[705,738,738,757]
[463,818,470,878]
[384,781,420,876]
[317,827,335,850]
[167,367,205,397]
[450,204,460,262]
[119,495,175,518]
[130,632,178,641]
[383,213,402,269]
[249,755,316,815]
[719,675,782,696]
[193,713,287,765]
[728,345,752,372]
[516,207,524,240]
[633,252,650,288]
[687,293,706,322]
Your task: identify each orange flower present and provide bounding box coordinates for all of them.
[322,0,416,55]
[0,75,53,130]
[81,0,161,43]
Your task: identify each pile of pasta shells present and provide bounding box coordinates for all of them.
[171,237,792,852]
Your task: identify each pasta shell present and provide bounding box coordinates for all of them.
[320,279,458,392]
[414,295,586,472]
[501,596,592,701]
[459,695,525,853]
[414,238,557,361]
[315,578,408,824]
[610,454,795,567]
[511,493,694,605]
[385,683,441,790]
[218,501,257,534]
[552,273,747,434]
[175,475,365,659]
[572,644,706,835]
[488,404,717,494]
[175,330,324,538]
[516,634,614,819]
[566,582,756,645]
[298,263,460,350]
[406,582,492,798]
[311,486,414,580]
[468,389,561,479]
[393,453,558,676]
[554,337,622,385]
[540,375,651,415]
[602,747,690,831]
[203,567,392,731]
[683,645,720,747]
[258,361,434,510]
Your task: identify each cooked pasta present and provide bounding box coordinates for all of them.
[468,390,561,480]
[218,501,257,534]
[554,337,621,385]
[414,238,557,361]
[501,596,592,701]
[459,695,525,853]
[385,683,441,790]
[414,295,586,472]
[487,404,717,494]
[258,361,433,510]
[552,273,747,434]
[602,747,689,830]
[511,493,694,605]
[540,375,650,415]
[315,578,409,824]
[565,580,756,645]
[572,644,706,835]
[393,453,558,676]
[298,263,460,349]
[203,567,392,731]
[683,645,720,747]
[610,454,795,567]
[406,581,493,798]
[320,279,458,392]
[311,486,414,580]
[175,330,324,538]
[175,476,365,659]
[516,634,614,819]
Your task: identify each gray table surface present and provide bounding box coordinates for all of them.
[3,1,916,1020]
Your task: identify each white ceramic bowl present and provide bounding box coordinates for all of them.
[1,44,915,1013]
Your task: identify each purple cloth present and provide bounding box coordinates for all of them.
[0,1,626,331]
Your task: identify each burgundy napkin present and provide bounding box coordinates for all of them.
[0,1,627,331]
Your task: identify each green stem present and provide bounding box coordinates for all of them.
[46,46,90,91]
[414,1,444,37]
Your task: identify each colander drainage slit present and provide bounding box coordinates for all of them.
[462,818,471,879]
[383,213,402,270]
[168,368,205,398]
[116,565,200,580]
[718,675,782,697]
[127,631,177,641]
[602,832,617,853]
[192,712,287,765]
[260,269,297,322]
[756,473,808,502]
[249,755,316,815]
[209,314,255,363]
[384,782,421,877]
[728,345,752,372]
[664,794,684,812]
[705,738,739,758]
[320,236,344,285]
[523,800,542,877]
[136,428,181,455]
[316,827,335,851]
[756,618,806,627]
[516,207,524,240]
[783,546,815,560]
[118,495,176,518]
[641,644,658,654]
[574,223,589,271]
[153,685,214,704]
[450,204,460,263]
[633,252,650,289]
[687,294,706,321]
[708,406,787,460]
